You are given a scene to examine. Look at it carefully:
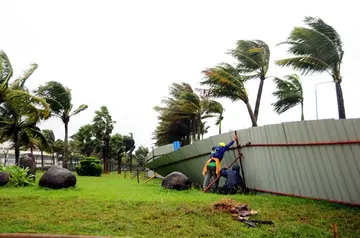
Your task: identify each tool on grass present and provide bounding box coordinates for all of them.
[144,173,158,184]
[333,223,339,238]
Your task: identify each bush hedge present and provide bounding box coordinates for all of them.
[75,157,103,177]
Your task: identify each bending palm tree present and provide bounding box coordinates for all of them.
[276,16,346,119]
[35,81,88,168]
[229,40,270,121]
[272,74,304,120]
[0,79,50,163]
[154,82,223,142]
[196,88,224,134]
[71,124,97,157]
[200,63,257,127]
[92,106,116,174]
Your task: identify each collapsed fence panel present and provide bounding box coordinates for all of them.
[146,118,360,205]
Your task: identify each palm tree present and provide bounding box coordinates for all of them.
[92,106,116,174]
[71,124,97,156]
[200,63,257,127]
[196,88,225,134]
[153,117,191,146]
[229,40,270,121]
[154,82,223,142]
[0,57,50,163]
[276,17,346,119]
[0,51,43,105]
[35,81,88,168]
[272,74,304,120]
[109,133,123,171]
[134,146,149,172]
[0,50,14,103]
[0,100,49,164]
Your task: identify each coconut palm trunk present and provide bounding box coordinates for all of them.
[63,120,69,169]
[254,76,265,121]
[245,101,257,127]
[334,80,346,119]
[301,101,304,121]
[14,129,20,164]
[118,155,122,174]
[41,150,44,168]
[192,119,197,142]
[197,116,201,141]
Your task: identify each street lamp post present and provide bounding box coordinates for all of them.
[315,81,333,120]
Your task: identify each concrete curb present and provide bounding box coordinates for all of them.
[0,234,129,238]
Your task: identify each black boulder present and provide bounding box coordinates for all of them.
[161,172,191,191]
[19,154,36,180]
[39,165,76,189]
[0,172,9,187]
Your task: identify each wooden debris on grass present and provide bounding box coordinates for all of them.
[212,198,273,228]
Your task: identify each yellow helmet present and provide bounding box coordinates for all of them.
[218,142,226,147]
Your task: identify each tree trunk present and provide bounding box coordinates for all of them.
[52,153,55,165]
[14,129,20,165]
[254,76,265,122]
[41,150,44,168]
[191,119,196,142]
[63,120,69,169]
[245,101,258,127]
[335,81,346,119]
[118,155,122,174]
[218,120,222,135]
[103,142,108,174]
[301,101,304,121]
[129,152,133,173]
[30,147,33,155]
[197,116,201,141]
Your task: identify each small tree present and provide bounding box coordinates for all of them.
[36,81,88,168]
[272,74,305,120]
[92,106,116,174]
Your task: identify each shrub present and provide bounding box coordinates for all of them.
[75,157,103,176]
[0,165,35,187]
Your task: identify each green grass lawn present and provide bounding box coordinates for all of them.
[1,172,359,238]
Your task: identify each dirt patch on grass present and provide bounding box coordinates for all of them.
[212,198,247,213]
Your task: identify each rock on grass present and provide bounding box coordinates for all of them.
[161,172,191,191]
[39,166,76,189]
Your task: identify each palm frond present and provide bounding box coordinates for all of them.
[5,89,50,121]
[271,74,303,114]
[304,17,343,57]
[200,64,249,102]
[228,40,270,76]
[71,104,88,116]
[35,81,72,114]
[11,63,38,89]
[275,56,330,75]
[276,17,343,77]
[0,50,13,87]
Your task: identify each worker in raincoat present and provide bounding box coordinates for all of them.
[219,164,243,194]
[202,134,238,191]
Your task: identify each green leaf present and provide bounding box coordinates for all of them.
[71,104,88,116]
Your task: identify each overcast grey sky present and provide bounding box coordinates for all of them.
[2,0,360,149]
